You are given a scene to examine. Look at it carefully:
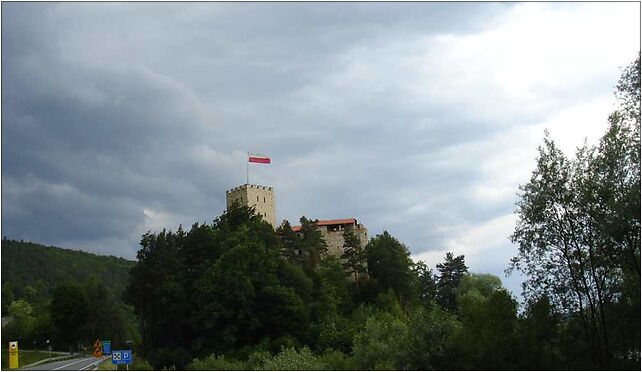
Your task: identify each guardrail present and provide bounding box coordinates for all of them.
[19,353,82,369]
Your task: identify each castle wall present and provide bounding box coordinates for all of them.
[291,219,369,258]
[319,222,369,281]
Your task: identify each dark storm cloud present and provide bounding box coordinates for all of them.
[2,2,508,255]
[2,2,639,299]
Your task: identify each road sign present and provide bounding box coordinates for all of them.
[101,340,111,355]
[9,341,19,369]
[112,350,132,365]
[93,340,102,357]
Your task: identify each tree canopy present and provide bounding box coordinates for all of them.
[509,54,640,369]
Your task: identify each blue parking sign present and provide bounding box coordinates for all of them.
[112,350,132,365]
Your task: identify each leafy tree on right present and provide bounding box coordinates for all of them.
[508,54,640,370]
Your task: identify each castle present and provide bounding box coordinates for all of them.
[291,218,368,257]
[226,184,276,227]
[225,183,368,256]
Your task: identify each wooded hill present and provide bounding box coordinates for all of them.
[1,240,140,352]
[1,239,134,302]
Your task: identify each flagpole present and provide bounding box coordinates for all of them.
[246,151,249,185]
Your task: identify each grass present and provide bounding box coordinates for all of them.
[1,350,51,369]
[97,358,116,371]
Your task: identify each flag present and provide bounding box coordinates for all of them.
[248,153,271,164]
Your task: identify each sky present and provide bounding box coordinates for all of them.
[2,2,640,299]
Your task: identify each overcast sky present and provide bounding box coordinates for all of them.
[2,2,639,298]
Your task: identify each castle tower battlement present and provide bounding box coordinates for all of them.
[226,183,276,227]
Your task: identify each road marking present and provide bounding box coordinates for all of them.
[52,356,96,370]
[80,356,108,371]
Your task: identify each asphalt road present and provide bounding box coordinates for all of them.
[22,355,107,371]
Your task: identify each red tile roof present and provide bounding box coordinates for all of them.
[290,218,357,232]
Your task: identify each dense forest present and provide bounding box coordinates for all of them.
[2,55,638,370]
[1,240,139,352]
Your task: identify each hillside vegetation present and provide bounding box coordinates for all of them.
[1,239,134,300]
[1,240,140,352]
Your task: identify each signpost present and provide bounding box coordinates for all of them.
[112,350,132,370]
[100,340,111,355]
[8,341,19,369]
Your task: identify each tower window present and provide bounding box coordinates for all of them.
[264,197,266,203]
[257,196,259,202]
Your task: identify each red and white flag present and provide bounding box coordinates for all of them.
[248,153,271,164]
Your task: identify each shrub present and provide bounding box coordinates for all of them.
[188,354,246,370]
[259,346,325,370]
[316,316,355,353]
[351,312,408,370]
[246,350,272,370]
[317,348,353,370]
[398,306,460,370]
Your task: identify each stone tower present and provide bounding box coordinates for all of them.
[226,184,276,227]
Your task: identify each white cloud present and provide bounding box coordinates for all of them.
[412,213,516,266]
[535,97,617,157]
[411,213,523,295]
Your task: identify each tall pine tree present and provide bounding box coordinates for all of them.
[436,252,468,311]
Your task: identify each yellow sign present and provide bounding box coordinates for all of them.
[9,341,18,369]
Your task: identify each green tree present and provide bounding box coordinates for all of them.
[317,348,354,370]
[276,220,303,265]
[351,312,408,370]
[398,305,460,370]
[514,295,563,370]
[298,217,328,273]
[50,283,89,349]
[413,261,437,305]
[509,133,611,367]
[22,286,39,304]
[1,240,134,303]
[364,231,415,306]
[455,273,502,306]
[82,277,132,346]
[310,257,352,322]
[587,55,640,369]
[452,278,519,370]
[315,315,356,354]
[340,230,366,291]
[509,54,641,369]
[188,354,247,370]
[127,204,306,369]
[193,229,308,352]
[6,300,35,342]
[435,252,468,311]
[259,346,326,371]
[125,228,191,366]
[2,282,15,315]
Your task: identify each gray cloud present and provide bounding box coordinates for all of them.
[2,2,639,297]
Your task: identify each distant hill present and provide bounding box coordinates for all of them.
[1,239,135,299]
